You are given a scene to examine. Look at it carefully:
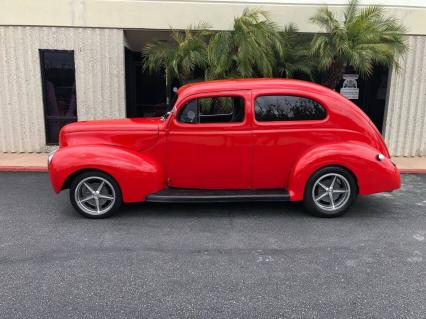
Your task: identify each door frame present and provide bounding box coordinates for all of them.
[165,89,254,189]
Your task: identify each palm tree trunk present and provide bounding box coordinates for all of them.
[165,67,171,106]
[322,61,344,90]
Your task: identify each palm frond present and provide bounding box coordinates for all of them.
[143,22,211,83]
[344,0,360,27]
[310,0,407,85]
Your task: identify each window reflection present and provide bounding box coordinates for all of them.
[255,95,326,122]
[40,50,77,144]
[179,96,245,124]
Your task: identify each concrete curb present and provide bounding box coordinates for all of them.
[399,169,426,174]
[0,166,48,172]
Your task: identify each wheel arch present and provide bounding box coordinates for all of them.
[303,164,359,194]
[62,168,113,190]
[49,145,166,203]
[286,142,389,201]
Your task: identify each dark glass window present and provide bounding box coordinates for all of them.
[255,95,326,122]
[40,50,77,144]
[178,96,244,124]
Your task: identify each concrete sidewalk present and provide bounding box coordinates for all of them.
[391,156,426,173]
[0,153,47,171]
[0,153,425,173]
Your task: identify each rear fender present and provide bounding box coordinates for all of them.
[287,142,400,201]
[49,145,165,203]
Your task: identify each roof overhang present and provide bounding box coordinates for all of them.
[1,0,426,35]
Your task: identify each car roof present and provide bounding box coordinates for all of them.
[175,78,374,130]
[177,78,339,98]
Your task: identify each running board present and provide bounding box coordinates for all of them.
[145,188,290,203]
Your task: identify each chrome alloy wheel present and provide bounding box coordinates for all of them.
[74,176,116,216]
[312,173,351,211]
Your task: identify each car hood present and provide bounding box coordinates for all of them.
[60,118,162,151]
[62,118,160,133]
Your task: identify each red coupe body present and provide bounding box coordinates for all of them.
[49,79,400,205]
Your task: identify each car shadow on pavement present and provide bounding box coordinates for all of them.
[51,188,400,221]
[112,195,395,220]
[118,201,306,219]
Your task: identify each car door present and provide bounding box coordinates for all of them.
[166,90,253,189]
[252,89,330,189]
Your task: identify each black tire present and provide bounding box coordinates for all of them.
[303,166,357,218]
[69,170,122,219]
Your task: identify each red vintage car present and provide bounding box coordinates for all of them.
[48,79,400,218]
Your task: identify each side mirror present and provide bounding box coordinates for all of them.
[161,109,175,122]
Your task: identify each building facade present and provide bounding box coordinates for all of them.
[0,0,425,156]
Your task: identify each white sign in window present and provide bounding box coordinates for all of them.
[340,74,359,100]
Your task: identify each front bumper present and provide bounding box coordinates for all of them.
[47,149,57,168]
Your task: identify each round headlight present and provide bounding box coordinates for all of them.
[377,153,385,161]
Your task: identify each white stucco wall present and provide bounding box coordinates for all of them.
[384,35,426,157]
[0,1,425,155]
[0,26,125,153]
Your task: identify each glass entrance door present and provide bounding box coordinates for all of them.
[40,50,77,144]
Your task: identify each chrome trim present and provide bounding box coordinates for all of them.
[74,176,116,215]
[312,173,351,212]
[47,149,57,167]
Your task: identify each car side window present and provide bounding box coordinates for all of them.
[179,99,198,123]
[255,95,326,122]
[178,96,244,124]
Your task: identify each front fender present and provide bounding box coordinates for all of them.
[49,145,165,203]
[287,142,400,201]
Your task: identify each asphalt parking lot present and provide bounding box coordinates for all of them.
[0,172,425,319]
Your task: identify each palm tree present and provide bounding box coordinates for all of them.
[310,0,407,89]
[206,8,284,80]
[274,24,315,79]
[143,23,210,103]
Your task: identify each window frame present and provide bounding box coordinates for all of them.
[39,49,77,145]
[172,90,250,129]
[252,89,329,127]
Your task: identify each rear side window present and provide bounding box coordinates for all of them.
[179,96,245,124]
[255,95,326,122]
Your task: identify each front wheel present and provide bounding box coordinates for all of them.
[303,166,357,217]
[69,171,122,218]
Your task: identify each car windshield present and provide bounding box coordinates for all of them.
[163,93,178,119]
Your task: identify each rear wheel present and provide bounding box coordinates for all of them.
[69,171,122,218]
[303,166,357,217]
